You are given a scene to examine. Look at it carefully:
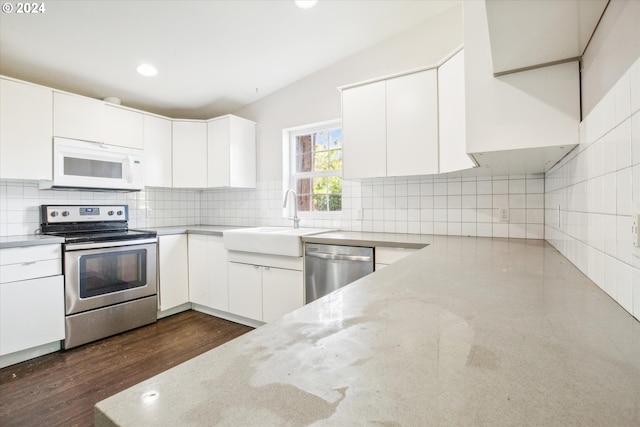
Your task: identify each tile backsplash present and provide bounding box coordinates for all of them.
[201,174,545,239]
[0,182,201,236]
[545,57,640,320]
[1,173,545,239]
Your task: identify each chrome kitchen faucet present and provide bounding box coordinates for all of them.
[283,189,301,229]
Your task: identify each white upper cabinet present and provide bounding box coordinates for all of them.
[172,120,207,188]
[342,69,439,179]
[0,78,53,180]
[103,105,144,149]
[342,81,386,179]
[53,91,144,150]
[438,50,476,174]
[53,92,105,142]
[386,69,439,177]
[207,115,256,188]
[144,115,172,187]
[463,1,579,174]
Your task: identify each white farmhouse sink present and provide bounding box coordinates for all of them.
[223,227,334,257]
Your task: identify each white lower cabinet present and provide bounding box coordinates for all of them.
[0,244,64,359]
[262,267,303,323]
[158,235,190,311]
[0,276,64,356]
[188,234,228,311]
[227,256,303,323]
[228,262,263,320]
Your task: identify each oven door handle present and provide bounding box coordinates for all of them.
[64,238,158,251]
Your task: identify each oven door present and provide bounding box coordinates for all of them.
[63,239,157,315]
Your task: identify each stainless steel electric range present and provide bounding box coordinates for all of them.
[40,205,158,349]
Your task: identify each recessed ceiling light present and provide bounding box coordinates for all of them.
[136,64,158,77]
[295,0,318,10]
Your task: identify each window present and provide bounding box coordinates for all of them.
[287,121,342,214]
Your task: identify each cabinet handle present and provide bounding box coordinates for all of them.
[21,261,37,266]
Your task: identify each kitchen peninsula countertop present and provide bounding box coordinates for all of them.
[95,236,640,426]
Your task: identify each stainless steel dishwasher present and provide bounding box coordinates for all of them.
[304,243,374,303]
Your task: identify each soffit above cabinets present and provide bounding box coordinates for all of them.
[485,0,608,75]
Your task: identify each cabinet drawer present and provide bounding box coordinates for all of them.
[0,244,61,265]
[0,259,62,283]
[375,247,418,265]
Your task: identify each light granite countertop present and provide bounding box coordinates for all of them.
[0,234,65,249]
[95,236,640,426]
[141,225,247,236]
[302,230,433,249]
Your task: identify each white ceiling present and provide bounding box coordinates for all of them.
[0,0,459,119]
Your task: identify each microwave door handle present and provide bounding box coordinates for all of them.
[127,155,134,178]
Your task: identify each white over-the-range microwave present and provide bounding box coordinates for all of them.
[39,137,144,191]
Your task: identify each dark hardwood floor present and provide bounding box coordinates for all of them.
[0,310,253,427]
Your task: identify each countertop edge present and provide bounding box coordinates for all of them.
[0,235,65,248]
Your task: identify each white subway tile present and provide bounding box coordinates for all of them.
[632,114,640,166]
[509,179,526,194]
[477,223,492,237]
[634,267,640,319]
[509,223,526,239]
[493,180,508,194]
[477,180,493,195]
[493,223,508,238]
[617,262,633,314]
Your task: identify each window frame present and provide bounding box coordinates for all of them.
[282,119,342,219]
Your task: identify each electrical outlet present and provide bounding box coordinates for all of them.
[355,208,363,220]
[147,208,153,218]
[633,213,640,247]
[499,208,509,223]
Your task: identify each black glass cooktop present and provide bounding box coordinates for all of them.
[48,229,157,244]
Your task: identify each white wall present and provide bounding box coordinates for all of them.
[234,5,463,182]
[545,0,640,320]
[581,0,640,118]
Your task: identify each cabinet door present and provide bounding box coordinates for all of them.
[207,118,230,187]
[188,235,228,311]
[438,50,476,174]
[262,267,303,323]
[386,69,439,176]
[53,91,105,142]
[207,116,256,188]
[342,81,386,179]
[158,235,190,311]
[103,105,144,149]
[0,275,65,356]
[172,121,207,188]
[144,115,173,187]
[0,78,53,180]
[227,262,262,320]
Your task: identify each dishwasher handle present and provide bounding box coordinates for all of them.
[305,251,372,262]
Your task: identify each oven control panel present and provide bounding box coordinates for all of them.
[43,205,128,223]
